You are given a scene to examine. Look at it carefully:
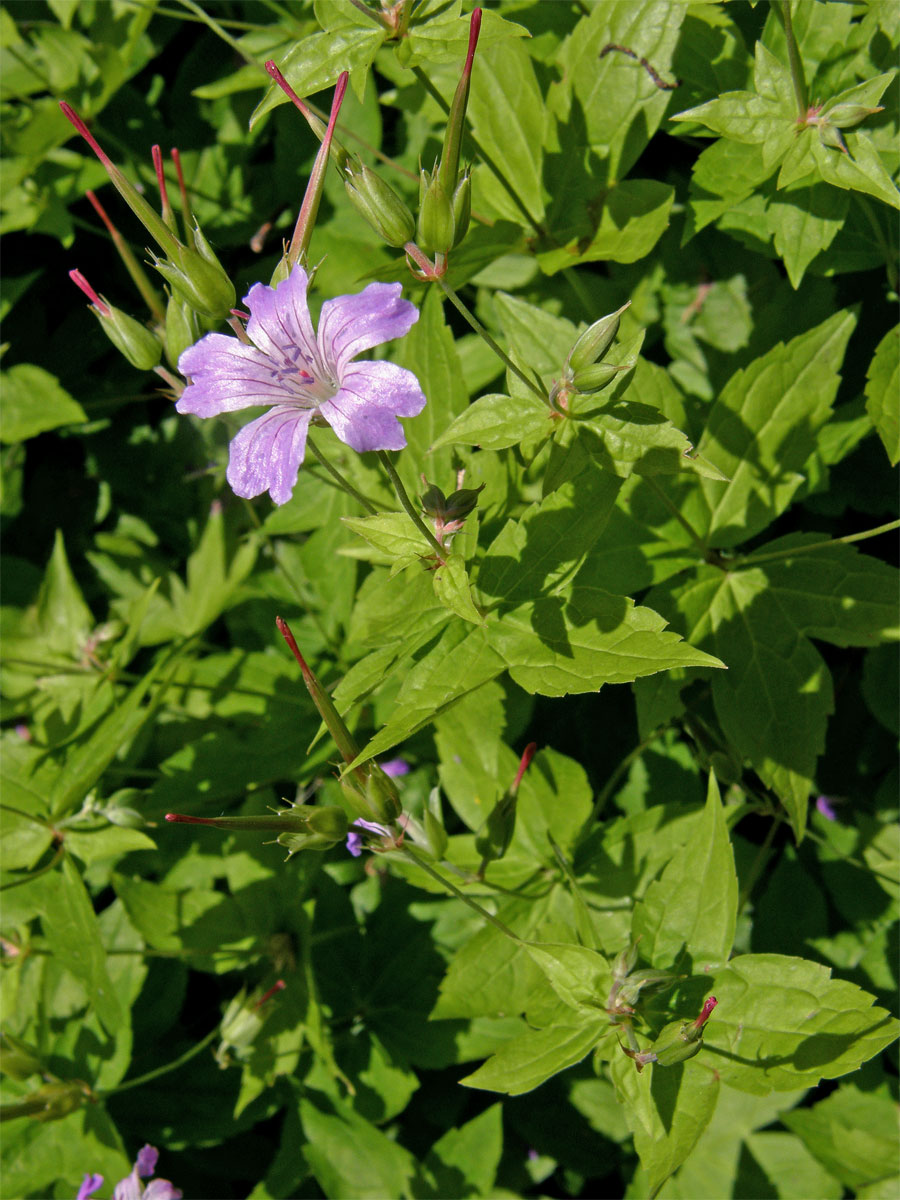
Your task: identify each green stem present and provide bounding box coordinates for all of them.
[411,66,544,236]
[122,0,266,29]
[0,845,64,892]
[376,451,447,560]
[306,433,379,514]
[737,814,782,916]
[436,277,547,403]
[401,847,522,942]
[177,0,258,65]
[777,0,807,119]
[642,477,711,560]
[588,730,665,825]
[855,195,899,292]
[99,1025,220,1096]
[737,520,900,567]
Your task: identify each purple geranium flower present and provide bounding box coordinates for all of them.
[176,266,425,505]
[346,817,391,857]
[112,1145,181,1200]
[380,758,410,777]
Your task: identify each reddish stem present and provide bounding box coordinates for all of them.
[59,101,115,172]
[165,812,215,824]
[68,269,109,316]
[170,148,191,221]
[254,980,286,1009]
[275,615,311,678]
[265,60,313,120]
[151,144,175,228]
[287,70,348,265]
[464,8,482,78]
[85,189,117,236]
[512,742,537,792]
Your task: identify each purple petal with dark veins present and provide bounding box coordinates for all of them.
[319,361,426,452]
[318,282,419,370]
[225,406,312,505]
[177,336,292,416]
[245,266,320,369]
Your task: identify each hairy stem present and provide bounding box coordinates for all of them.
[376,451,447,560]
[436,278,547,403]
[401,847,522,942]
[306,434,379,514]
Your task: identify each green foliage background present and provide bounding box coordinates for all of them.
[1,1,898,1198]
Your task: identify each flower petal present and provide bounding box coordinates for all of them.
[318,283,419,370]
[143,1180,183,1200]
[226,406,311,505]
[77,1173,104,1200]
[177,335,291,416]
[136,1146,158,1178]
[113,1168,142,1200]
[245,266,320,370]
[319,361,426,452]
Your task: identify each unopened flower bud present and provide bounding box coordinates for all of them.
[417,170,455,254]
[817,123,849,154]
[344,160,415,248]
[450,169,471,248]
[652,996,717,1067]
[69,269,162,370]
[571,360,628,394]
[421,481,484,523]
[165,290,202,366]
[365,763,402,822]
[612,940,641,982]
[824,103,883,129]
[0,1033,42,1081]
[165,804,348,850]
[475,743,536,872]
[154,236,235,320]
[566,302,630,373]
[3,1079,92,1122]
[216,980,285,1066]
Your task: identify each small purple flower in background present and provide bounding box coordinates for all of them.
[176,265,425,505]
[816,795,838,821]
[111,1144,182,1200]
[77,1174,103,1200]
[380,758,410,777]
[346,818,392,857]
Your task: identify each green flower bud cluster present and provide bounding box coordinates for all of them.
[561,301,632,397]
[417,163,472,255]
[152,225,235,321]
[421,479,484,529]
[344,158,416,248]
[61,101,236,332]
[806,99,884,155]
